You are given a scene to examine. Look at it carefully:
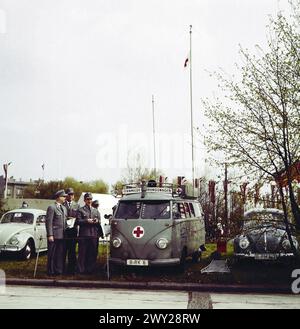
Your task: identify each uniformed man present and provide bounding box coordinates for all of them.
[77,192,102,274]
[45,190,68,276]
[91,200,104,253]
[63,187,79,274]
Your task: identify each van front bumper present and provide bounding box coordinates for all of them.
[109,257,181,267]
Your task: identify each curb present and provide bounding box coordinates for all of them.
[5,278,293,294]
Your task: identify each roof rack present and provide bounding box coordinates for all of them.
[122,182,174,196]
[120,180,199,199]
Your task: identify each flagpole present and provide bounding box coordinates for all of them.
[42,163,45,182]
[189,25,195,196]
[152,94,157,180]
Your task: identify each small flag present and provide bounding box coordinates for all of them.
[159,176,163,187]
[184,57,189,68]
[184,51,190,68]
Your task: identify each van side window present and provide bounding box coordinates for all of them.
[178,203,186,219]
[189,203,195,217]
[172,203,180,219]
[184,203,191,218]
[193,203,202,217]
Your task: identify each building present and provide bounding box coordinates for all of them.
[0,176,35,199]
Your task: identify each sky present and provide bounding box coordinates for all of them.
[0,0,292,186]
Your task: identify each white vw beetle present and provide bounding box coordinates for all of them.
[0,208,48,260]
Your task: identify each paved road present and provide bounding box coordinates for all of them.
[0,286,300,309]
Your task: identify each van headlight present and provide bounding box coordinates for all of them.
[112,237,122,248]
[156,238,169,249]
[239,236,250,249]
[9,235,20,246]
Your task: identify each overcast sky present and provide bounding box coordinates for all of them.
[0,0,291,185]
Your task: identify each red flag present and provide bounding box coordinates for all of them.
[184,57,189,68]
[159,176,163,187]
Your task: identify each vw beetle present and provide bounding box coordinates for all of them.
[233,208,299,261]
[0,208,47,260]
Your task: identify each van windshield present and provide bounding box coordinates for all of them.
[115,201,171,219]
[141,201,170,219]
[115,201,141,219]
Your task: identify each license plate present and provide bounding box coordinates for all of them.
[126,259,149,266]
[255,254,277,260]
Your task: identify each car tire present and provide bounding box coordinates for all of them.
[20,240,34,260]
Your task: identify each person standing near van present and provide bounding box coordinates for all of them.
[63,187,79,274]
[77,193,101,274]
[92,200,104,239]
[45,190,68,276]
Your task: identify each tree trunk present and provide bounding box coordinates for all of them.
[288,181,300,229]
[278,186,300,258]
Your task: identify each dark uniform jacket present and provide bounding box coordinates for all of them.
[63,200,79,230]
[76,205,103,238]
[45,203,68,239]
[63,200,79,218]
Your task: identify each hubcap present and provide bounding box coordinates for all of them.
[25,245,31,259]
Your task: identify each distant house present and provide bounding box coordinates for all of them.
[0,175,34,199]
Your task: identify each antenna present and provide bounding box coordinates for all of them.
[189,25,195,196]
[152,94,157,179]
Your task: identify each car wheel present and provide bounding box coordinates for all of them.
[20,240,34,260]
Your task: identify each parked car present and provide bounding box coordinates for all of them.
[233,208,299,261]
[0,208,47,260]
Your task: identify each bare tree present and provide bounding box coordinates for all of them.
[121,152,164,184]
[203,3,300,255]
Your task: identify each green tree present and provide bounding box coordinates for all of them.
[24,177,109,199]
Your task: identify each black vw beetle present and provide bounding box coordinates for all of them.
[233,208,299,261]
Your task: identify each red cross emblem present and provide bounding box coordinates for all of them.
[132,226,144,239]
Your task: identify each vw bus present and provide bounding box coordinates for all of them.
[109,181,206,269]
